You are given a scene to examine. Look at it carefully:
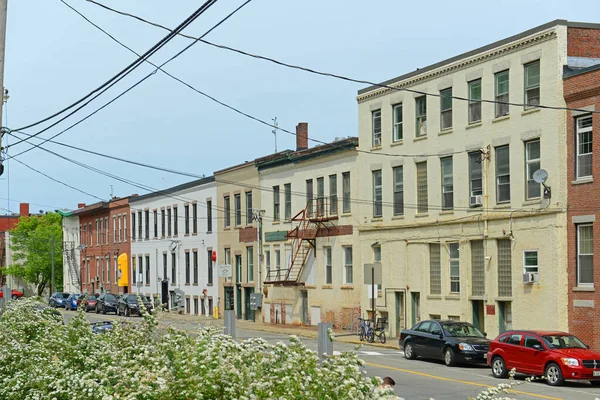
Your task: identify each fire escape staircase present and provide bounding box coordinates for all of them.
[265,197,338,286]
[64,241,81,288]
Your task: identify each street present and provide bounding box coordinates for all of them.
[65,310,600,400]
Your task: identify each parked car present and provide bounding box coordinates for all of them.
[95,293,118,315]
[487,330,600,386]
[90,321,114,334]
[83,295,98,312]
[0,288,24,300]
[49,292,70,308]
[117,294,154,317]
[399,320,490,366]
[65,294,82,311]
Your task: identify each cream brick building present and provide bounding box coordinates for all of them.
[356,20,580,339]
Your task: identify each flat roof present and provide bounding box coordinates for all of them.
[130,176,215,203]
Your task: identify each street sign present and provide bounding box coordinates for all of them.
[217,264,232,278]
[363,263,382,285]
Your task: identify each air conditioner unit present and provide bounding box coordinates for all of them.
[470,195,483,207]
[373,136,381,147]
[522,273,536,284]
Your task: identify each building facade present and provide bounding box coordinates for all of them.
[257,124,362,327]
[129,176,217,316]
[354,20,600,339]
[61,208,81,294]
[1,203,36,294]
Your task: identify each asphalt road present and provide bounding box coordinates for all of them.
[65,310,600,400]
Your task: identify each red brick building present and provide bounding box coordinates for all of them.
[73,197,133,295]
[0,203,31,286]
[564,36,600,348]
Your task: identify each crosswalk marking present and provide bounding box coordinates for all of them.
[333,350,396,357]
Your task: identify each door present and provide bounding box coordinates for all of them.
[520,335,547,375]
[412,320,431,356]
[472,300,485,333]
[236,285,242,319]
[161,280,169,310]
[426,321,446,360]
[301,291,309,325]
[504,333,524,371]
[244,287,255,321]
[410,292,420,327]
[498,301,512,333]
[395,291,405,337]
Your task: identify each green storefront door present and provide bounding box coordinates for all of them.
[244,287,255,321]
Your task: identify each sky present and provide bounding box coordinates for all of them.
[2,0,600,214]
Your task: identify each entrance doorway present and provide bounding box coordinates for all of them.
[224,287,234,311]
[301,290,309,325]
[244,287,255,321]
[161,280,169,310]
[395,291,405,337]
[236,285,242,319]
[410,292,420,327]
[472,300,485,333]
[498,301,512,333]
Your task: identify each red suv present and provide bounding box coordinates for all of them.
[487,330,600,386]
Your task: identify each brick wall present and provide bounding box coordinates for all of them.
[568,28,600,58]
[564,68,600,349]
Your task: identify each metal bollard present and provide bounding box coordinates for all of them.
[224,310,236,339]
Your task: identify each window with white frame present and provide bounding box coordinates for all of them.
[284,183,292,220]
[576,116,593,179]
[342,172,351,213]
[234,194,241,226]
[265,250,271,280]
[372,170,382,218]
[468,79,482,124]
[113,216,116,243]
[577,224,593,286]
[118,216,122,242]
[123,215,127,242]
[306,179,313,217]
[524,60,540,108]
[185,205,190,234]
[160,209,165,237]
[273,185,280,221]
[317,177,325,217]
[324,247,332,285]
[247,246,254,282]
[416,162,428,213]
[329,175,337,215]
[440,88,453,130]
[449,243,460,293]
[343,246,353,284]
[393,103,403,142]
[372,109,382,147]
[495,70,509,117]
[495,145,511,203]
[373,245,382,290]
[224,196,231,228]
[469,152,483,199]
[246,192,253,225]
[525,139,541,199]
[441,156,453,210]
[415,96,427,137]
[153,210,158,238]
[523,250,538,280]
[393,166,404,216]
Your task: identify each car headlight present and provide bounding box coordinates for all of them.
[561,358,579,367]
[458,343,474,351]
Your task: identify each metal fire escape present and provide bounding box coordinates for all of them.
[264,197,338,285]
[63,241,81,288]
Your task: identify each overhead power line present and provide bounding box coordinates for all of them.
[86,0,600,115]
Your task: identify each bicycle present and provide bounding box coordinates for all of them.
[357,317,372,342]
[371,317,387,344]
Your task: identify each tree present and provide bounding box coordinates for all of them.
[4,212,62,296]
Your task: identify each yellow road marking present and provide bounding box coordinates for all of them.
[364,362,562,400]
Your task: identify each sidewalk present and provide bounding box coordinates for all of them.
[160,311,401,351]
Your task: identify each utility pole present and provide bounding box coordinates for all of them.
[50,235,55,296]
[252,208,264,293]
[0,0,8,177]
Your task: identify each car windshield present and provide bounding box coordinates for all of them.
[59,293,70,299]
[127,295,137,303]
[104,294,117,302]
[543,334,587,349]
[87,295,97,300]
[442,323,485,338]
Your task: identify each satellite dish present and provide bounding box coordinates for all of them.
[533,169,548,184]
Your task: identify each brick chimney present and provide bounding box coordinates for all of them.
[77,203,86,209]
[19,203,29,216]
[296,122,308,151]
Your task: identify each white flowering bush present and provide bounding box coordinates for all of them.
[0,299,398,399]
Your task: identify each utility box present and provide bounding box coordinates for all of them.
[249,293,262,310]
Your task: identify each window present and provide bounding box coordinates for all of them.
[304,179,313,217]
[123,216,127,242]
[265,250,271,280]
[497,239,512,297]
[495,70,509,117]
[185,252,190,285]
[171,252,176,284]
[173,207,178,236]
[506,334,522,346]
[161,209,165,237]
[525,139,541,199]
[524,335,543,349]
[449,243,460,293]
[235,255,242,284]
[88,222,92,246]
[273,185,280,221]
[523,250,539,277]
[342,172,351,213]
[153,210,158,238]
[118,216,122,242]
[138,211,142,240]
[131,213,136,240]
[274,249,281,274]
[113,216,116,243]
[105,218,109,244]
[329,175,337,215]
[193,251,198,284]
[372,109,382,147]
[495,145,510,203]
[393,166,404,216]
[163,253,167,281]
[138,256,143,284]
[234,194,241,226]
[184,205,190,235]
[429,244,441,295]
[524,60,540,108]
[246,192,253,225]
[468,79,482,124]
[205,202,210,233]
[416,161,428,213]
[145,255,150,285]
[324,247,332,284]
[440,88,452,130]
[393,103,403,142]
[576,116,593,179]
[343,246,353,284]
[471,240,485,296]
[415,96,427,137]
[167,208,172,236]
[224,196,231,228]
[114,256,118,283]
[132,256,136,285]
[373,245,382,290]
[145,210,150,239]
[224,248,231,266]
[469,152,483,199]
[247,246,254,282]
[372,170,382,218]
[317,177,325,217]
[284,184,292,220]
[207,250,213,285]
[441,157,453,210]
[577,224,593,286]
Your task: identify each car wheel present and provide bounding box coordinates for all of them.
[11,294,18,300]
[102,305,106,315]
[491,356,508,379]
[404,342,417,360]
[444,348,456,367]
[545,363,564,386]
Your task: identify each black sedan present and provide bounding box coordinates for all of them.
[399,320,490,366]
[117,294,153,317]
[95,293,118,315]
